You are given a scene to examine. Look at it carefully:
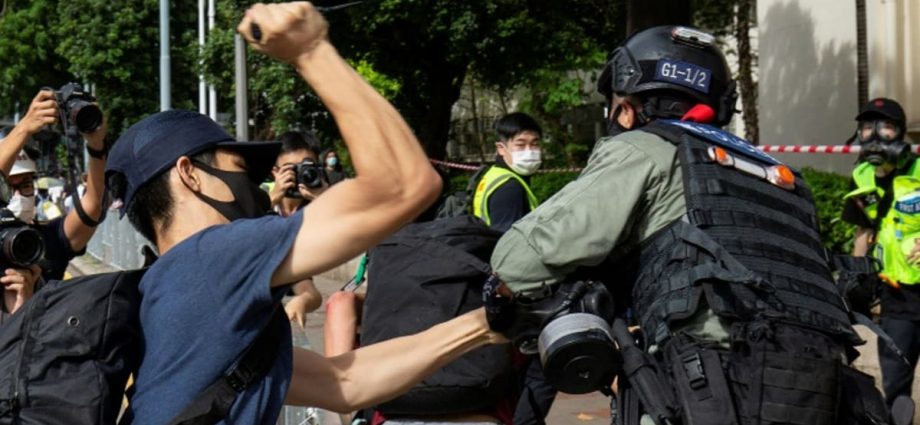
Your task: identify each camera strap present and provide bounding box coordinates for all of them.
[72,189,107,228]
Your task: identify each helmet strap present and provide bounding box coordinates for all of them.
[639,95,693,123]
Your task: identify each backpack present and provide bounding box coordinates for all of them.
[435,165,489,219]
[0,269,145,425]
[361,215,513,416]
[0,262,284,425]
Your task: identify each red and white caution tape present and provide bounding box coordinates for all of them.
[429,159,481,171]
[432,144,920,173]
[429,159,582,173]
[757,145,920,154]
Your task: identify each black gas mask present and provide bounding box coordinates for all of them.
[858,119,910,168]
[486,279,622,394]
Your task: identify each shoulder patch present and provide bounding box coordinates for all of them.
[659,120,780,165]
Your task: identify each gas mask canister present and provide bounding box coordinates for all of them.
[858,120,909,168]
[499,280,622,394]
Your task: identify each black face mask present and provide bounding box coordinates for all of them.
[190,160,271,221]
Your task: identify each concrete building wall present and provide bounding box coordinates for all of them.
[757,0,860,174]
[866,0,920,136]
[758,0,920,175]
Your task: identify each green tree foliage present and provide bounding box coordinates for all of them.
[197,0,624,158]
[0,0,755,156]
[55,0,202,136]
[0,0,74,116]
[801,167,856,254]
[0,0,203,138]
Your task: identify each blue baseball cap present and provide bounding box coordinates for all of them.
[106,110,280,214]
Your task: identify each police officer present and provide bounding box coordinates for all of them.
[842,98,919,409]
[472,112,542,232]
[485,26,893,424]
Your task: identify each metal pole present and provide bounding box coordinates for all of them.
[207,0,218,121]
[234,34,249,140]
[159,0,171,111]
[13,102,20,124]
[199,0,207,115]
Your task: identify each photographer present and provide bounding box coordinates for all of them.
[0,89,108,282]
[269,131,328,217]
[269,131,324,327]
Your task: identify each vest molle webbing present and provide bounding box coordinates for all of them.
[625,121,858,346]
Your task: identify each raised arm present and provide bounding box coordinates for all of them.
[62,116,108,252]
[237,3,441,286]
[0,91,57,176]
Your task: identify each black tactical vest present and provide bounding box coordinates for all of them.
[618,120,858,347]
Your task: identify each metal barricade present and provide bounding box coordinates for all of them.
[86,214,146,270]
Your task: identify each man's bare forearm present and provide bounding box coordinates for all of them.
[1,90,58,176]
[63,155,107,252]
[0,127,31,177]
[285,308,503,412]
[853,227,873,256]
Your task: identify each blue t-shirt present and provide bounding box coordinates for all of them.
[125,211,303,425]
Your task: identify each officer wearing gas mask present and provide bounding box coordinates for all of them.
[485,26,895,425]
[842,98,920,410]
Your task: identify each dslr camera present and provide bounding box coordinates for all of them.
[0,209,45,270]
[285,158,327,198]
[54,83,103,138]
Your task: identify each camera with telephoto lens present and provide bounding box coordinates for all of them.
[54,83,103,136]
[0,209,45,270]
[506,280,622,395]
[285,158,327,198]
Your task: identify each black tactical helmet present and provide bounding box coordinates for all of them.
[598,26,737,126]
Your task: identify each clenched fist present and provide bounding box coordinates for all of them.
[237,2,329,63]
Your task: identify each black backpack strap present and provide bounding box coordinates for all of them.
[167,309,286,425]
[639,120,686,147]
[72,190,108,227]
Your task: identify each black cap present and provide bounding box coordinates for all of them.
[106,110,280,215]
[856,97,906,124]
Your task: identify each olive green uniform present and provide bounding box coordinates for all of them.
[491,129,734,352]
[492,130,685,295]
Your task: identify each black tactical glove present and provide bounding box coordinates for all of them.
[832,255,881,316]
[483,277,616,353]
[482,274,515,333]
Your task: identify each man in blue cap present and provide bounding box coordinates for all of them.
[106,3,504,424]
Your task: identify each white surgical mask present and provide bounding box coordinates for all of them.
[7,193,36,224]
[509,149,542,176]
